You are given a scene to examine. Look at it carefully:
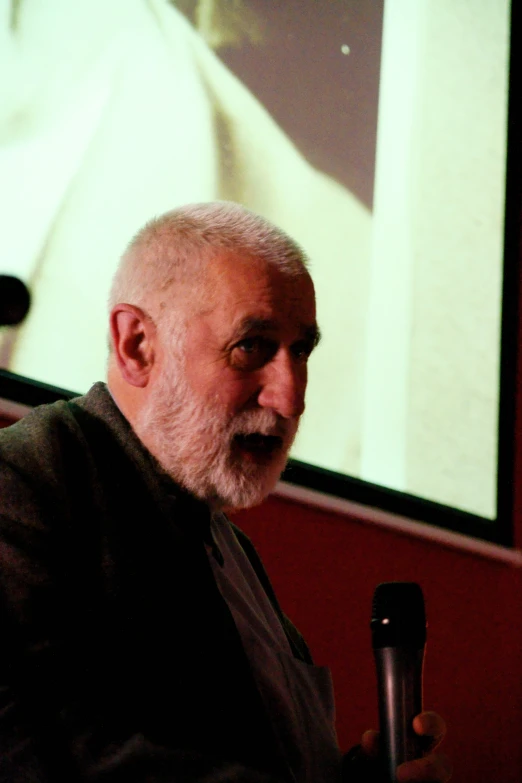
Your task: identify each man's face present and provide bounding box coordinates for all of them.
[137,252,318,509]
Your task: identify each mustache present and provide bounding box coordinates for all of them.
[227,409,292,440]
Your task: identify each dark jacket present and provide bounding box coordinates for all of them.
[0,383,312,783]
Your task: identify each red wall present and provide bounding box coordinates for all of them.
[233,497,522,783]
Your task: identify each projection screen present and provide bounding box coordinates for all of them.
[0,0,514,531]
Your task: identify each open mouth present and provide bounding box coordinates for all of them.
[233,433,284,458]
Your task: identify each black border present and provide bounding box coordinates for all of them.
[0,1,519,547]
[494,0,521,548]
[0,369,78,407]
[282,459,505,546]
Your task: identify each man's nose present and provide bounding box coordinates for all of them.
[257,352,306,419]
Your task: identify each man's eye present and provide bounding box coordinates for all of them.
[237,338,260,354]
[292,340,314,361]
[232,337,276,369]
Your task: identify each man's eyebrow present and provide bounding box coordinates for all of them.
[234,317,321,346]
[235,317,276,337]
[306,324,321,348]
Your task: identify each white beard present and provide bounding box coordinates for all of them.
[135,359,297,510]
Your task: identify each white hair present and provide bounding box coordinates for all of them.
[108,201,309,332]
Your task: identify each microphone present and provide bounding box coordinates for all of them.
[371,582,426,782]
[0,275,31,326]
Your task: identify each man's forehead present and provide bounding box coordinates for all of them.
[205,250,312,294]
[206,249,311,287]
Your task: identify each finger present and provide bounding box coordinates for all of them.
[360,729,380,758]
[413,711,447,750]
[397,752,452,783]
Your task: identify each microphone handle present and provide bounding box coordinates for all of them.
[374,646,424,782]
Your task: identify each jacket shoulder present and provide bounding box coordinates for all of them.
[0,398,86,473]
[0,399,95,520]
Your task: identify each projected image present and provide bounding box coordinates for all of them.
[0,0,510,521]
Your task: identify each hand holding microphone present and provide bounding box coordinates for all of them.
[345,583,451,782]
[371,582,426,780]
[357,712,449,783]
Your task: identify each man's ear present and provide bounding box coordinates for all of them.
[109,304,157,387]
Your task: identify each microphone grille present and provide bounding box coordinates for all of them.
[371,582,426,648]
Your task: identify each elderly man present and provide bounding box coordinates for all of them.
[0,203,450,782]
